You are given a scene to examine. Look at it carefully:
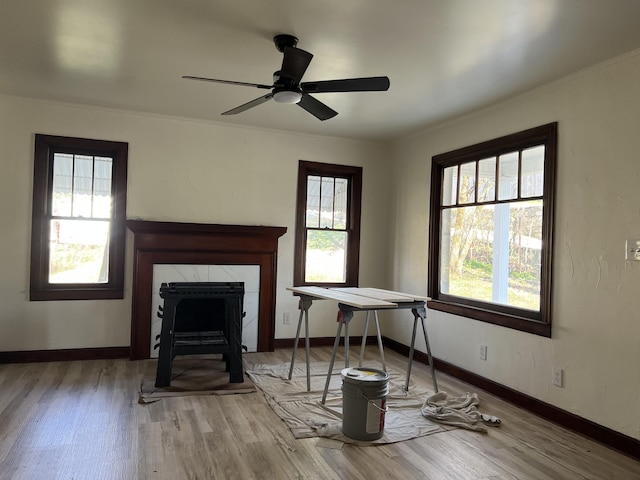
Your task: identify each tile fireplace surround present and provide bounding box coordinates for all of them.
[150,264,260,357]
[126,220,287,360]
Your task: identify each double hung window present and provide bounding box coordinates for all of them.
[30,134,128,300]
[428,123,557,336]
[294,161,362,286]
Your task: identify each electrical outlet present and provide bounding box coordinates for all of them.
[552,367,564,387]
[283,312,291,325]
[479,344,487,361]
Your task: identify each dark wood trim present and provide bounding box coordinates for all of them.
[427,299,551,337]
[293,160,362,287]
[382,336,640,460]
[427,123,557,337]
[30,134,128,301]
[0,347,129,364]
[127,220,287,360]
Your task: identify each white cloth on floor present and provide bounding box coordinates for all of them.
[421,391,501,433]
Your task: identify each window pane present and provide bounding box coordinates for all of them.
[477,157,496,202]
[458,162,476,204]
[439,208,454,293]
[442,166,457,206]
[441,205,493,300]
[498,152,519,200]
[49,219,110,284]
[521,146,545,198]
[440,201,542,311]
[93,156,113,218]
[333,178,348,229]
[52,153,73,216]
[305,229,347,283]
[320,177,335,228]
[72,155,94,218]
[306,175,320,227]
[507,200,542,310]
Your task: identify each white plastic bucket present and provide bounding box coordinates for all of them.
[341,367,389,441]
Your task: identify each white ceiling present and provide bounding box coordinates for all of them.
[3,0,640,141]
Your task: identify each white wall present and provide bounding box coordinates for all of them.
[386,49,640,440]
[0,95,392,351]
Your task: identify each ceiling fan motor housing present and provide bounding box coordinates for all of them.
[273,34,298,52]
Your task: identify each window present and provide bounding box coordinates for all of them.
[294,160,362,286]
[30,134,128,301]
[428,123,557,336]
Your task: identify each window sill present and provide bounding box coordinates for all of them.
[30,287,124,301]
[427,299,551,337]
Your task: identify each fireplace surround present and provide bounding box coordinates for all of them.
[126,220,287,360]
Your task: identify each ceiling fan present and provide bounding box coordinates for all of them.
[182,34,390,121]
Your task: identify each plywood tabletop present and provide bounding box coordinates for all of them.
[334,287,430,303]
[287,286,397,309]
[287,286,430,309]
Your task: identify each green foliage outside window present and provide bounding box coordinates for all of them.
[307,229,346,251]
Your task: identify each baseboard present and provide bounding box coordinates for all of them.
[0,346,130,364]
[381,336,640,460]
[274,334,639,459]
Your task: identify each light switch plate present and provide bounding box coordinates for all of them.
[626,239,640,260]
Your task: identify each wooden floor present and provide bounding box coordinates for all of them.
[1,346,639,480]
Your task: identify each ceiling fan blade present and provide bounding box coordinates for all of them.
[279,47,313,83]
[222,93,274,115]
[297,93,338,121]
[301,76,390,93]
[182,75,272,90]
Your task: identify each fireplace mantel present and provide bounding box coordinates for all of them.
[127,220,287,360]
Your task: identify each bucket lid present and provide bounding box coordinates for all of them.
[341,367,388,382]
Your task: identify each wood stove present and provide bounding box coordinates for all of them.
[154,281,245,387]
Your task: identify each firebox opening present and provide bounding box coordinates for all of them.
[175,298,227,333]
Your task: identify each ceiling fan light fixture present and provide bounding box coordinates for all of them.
[273,89,302,104]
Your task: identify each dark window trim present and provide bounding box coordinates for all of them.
[30,134,128,301]
[294,160,362,287]
[427,123,557,337]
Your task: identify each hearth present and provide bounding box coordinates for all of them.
[154,281,245,387]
